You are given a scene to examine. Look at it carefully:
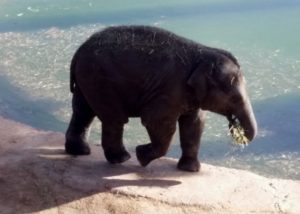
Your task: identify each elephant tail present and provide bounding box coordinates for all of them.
[70,52,77,93]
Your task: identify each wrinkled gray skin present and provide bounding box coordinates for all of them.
[65,26,257,172]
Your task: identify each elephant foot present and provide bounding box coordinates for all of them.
[136,144,152,167]
[104,149,131,164]
[65,138,91,155]
[177,157,200,172]
[136,143,164,167]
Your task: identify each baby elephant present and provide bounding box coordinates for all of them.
[65,25,257,172]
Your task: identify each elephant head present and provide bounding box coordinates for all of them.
[188,49,257,142]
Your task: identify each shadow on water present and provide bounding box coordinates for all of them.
[1,0,300,32]
[250,91,300,154]
[0,74,67,132]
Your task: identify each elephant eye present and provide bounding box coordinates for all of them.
[230,76,236,85]
[219,74,238,94]
[229,73,240,85]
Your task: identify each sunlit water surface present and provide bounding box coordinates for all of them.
[1,0,300,179]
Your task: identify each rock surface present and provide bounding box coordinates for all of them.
[0,116,299,214]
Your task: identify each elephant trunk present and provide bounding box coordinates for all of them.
[235,98,257,142]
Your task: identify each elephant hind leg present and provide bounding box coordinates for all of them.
[77,86,130,163]
[101,122,131,164]
[65,88,95,155]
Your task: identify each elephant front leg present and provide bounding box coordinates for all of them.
[65,88,95,155]
[136,118,177,167]
[177,110,205,172]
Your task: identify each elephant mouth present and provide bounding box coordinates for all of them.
[226,113,257,142]
[227,114,239,132]
[226,114,236,124]
[226,114,249,144]
[226,114,240,129]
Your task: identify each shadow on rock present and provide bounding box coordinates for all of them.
[0,136,181,213]
[246,91,300,154]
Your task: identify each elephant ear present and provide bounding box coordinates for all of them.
[187,61,214,103]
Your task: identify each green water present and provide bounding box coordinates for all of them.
[0,0,300,179]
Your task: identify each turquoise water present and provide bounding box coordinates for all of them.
[1,0,300,179]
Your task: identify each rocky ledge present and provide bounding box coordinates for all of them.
[0,116,299,214]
